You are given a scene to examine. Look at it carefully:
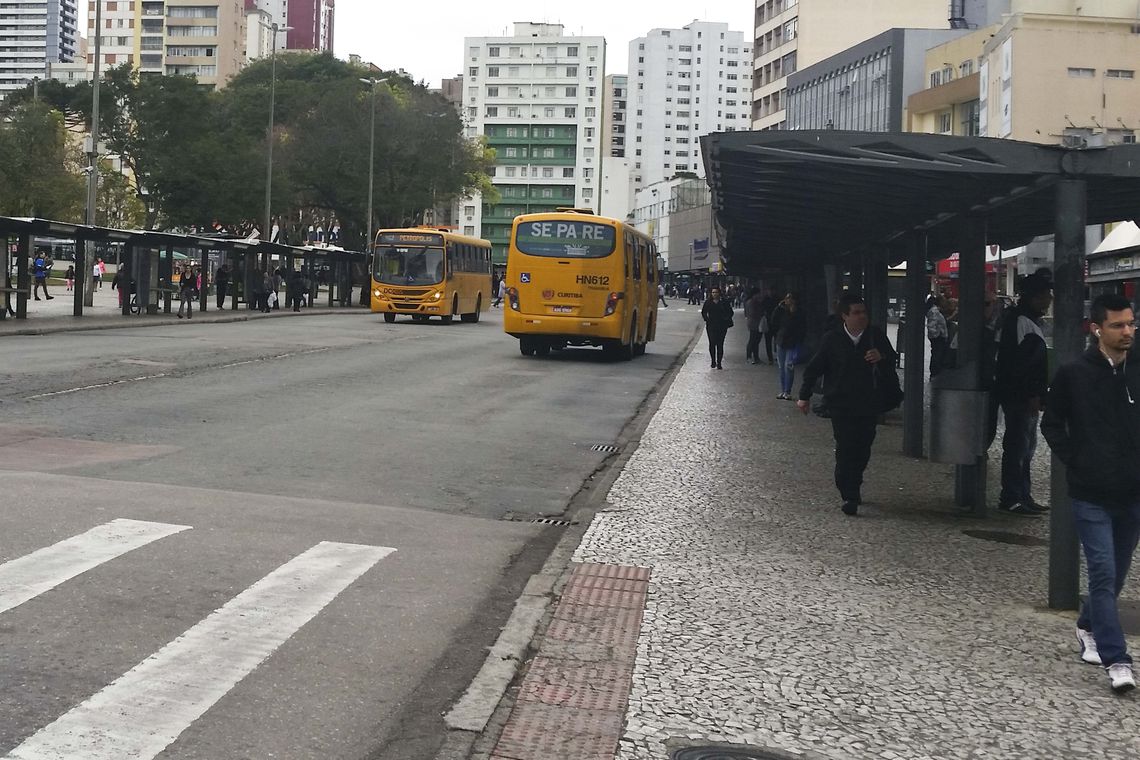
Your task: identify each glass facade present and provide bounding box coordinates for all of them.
[786,46,893,132]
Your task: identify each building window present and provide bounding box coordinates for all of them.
[486,106,498,117]
[505,167,517,177]
[563,168,575,177]
[487,66,499,77]
[1107,69,1135,79]
[938,112,952,134]
[564,107,576,117]
[565,86,577,97]
[567,46,578,57]
[487,86,498,97]
[1068,67,1095,78]
[544,107,555,117]
[504,147,518,157]
[488,47,500,57]
[566,66,578,77]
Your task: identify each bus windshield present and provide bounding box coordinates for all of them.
[374,246,445,285]
[513,220,616,258]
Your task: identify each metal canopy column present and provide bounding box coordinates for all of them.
[121,244,134,315]
[902,234,927,458]
[953,215,989,515]
[1049,178,1087,611]
[73,233,86,317]
[199,247,209,312]
[161,245,174,314]
[15,233,30,319]
[867,249,889,327]
[0,234,9,320]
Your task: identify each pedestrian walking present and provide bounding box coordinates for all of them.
[288,269,305,312]
[214,264,230,309]
[261,270,274,313]
[927,295,949,377]
[32,251,53,300]
[493,278,506,308]
[65,265,75,292]
[771,292,806,399]
[796,292,900,516]
[177,266,196,319]
[744,287,764,364]
[994,273,1052,516]
[701,286,734,370]
[92,259,103,291]
[758,286,779,364]
[658,282,669,308]
[1041,293,1140,693]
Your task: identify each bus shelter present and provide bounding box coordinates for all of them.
[700,130,1140,610]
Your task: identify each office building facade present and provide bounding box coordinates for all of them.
[752,0,952,130]
[786,28,966,132]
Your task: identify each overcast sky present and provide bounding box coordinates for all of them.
[333,1,754,87]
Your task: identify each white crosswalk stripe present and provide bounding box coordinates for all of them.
[0,518,191,616]
[4,540,395,760]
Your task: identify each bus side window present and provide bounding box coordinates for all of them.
[649,244,658,283]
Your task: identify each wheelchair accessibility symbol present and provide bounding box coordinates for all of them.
[520,272,531,283]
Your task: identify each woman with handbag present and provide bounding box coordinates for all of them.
[701,286,735,370]
[772,292,807,399]
[795,291,900,517]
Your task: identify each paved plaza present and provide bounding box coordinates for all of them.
[568,320,1140,760]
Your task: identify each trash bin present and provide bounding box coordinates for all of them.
[929,364,988,465]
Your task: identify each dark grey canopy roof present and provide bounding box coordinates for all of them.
[700,130,1140,273]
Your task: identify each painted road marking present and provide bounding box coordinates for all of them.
[5,541,395,760]
[0,519,191,615]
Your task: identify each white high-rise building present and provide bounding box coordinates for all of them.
[462,22,606,263]
[627,21,752,191]
[0,0,78,99]
[246,0,290,61]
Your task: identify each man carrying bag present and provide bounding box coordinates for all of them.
[797,291,901,516]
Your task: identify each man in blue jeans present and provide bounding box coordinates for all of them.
[1042,293,1140,693]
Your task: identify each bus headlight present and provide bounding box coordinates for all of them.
[604,291,624,316]
[432,291,442,300]
[506,287,520,311]
[373,289,382,298]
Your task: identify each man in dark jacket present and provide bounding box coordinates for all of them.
[757,286,779,364]
[993,273,1052,515]
[1042,293,1140,693]
[700,286,734,369]
[797,291,899,516]
[215,264,230,310]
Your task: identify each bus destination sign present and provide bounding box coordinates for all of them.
[378,232,443,246]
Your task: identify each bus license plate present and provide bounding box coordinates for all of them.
[552,306,573,314]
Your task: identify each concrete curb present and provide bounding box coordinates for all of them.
[0,308,370,337]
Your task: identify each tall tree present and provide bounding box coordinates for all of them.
[0,102,85,220]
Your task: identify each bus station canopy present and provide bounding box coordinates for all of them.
[0,217,365,261]
[699,131,1140,273]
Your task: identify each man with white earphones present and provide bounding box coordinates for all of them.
[1042,293,1140,694]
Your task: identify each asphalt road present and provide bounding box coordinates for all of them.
[0,305,701,760]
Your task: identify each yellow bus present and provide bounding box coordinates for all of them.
[503,209,659,359]
[370,228,492,324]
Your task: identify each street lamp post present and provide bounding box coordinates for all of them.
[261,20,292,268]
[359,77,388,257]
[80,1,104,312]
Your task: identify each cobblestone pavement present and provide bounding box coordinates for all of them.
[572,322,1140,760]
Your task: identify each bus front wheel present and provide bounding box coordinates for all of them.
[519,337,535,356]
[383,312,396,323]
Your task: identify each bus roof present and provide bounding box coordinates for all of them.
[375,227,490,247]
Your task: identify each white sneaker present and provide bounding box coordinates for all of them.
[1076,627,1103,665]
[1107,662,1136,693]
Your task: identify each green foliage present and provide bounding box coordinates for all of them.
[1,53,494,245]
[0,101,85,220]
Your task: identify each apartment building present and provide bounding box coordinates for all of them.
[628,20,751,190]
[907,4,1140,144]
[601,74,627,159]
[0,0,78,99]
[286,0,333,52]
[462,22,606,262]
[751,0,951,130]
[85,1,247,88]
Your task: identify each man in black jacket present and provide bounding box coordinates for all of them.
[1042,293,1140,693]
[797,292,898,516]
[993,273,1052,516]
